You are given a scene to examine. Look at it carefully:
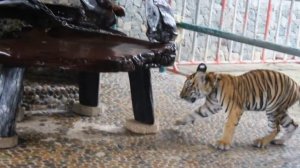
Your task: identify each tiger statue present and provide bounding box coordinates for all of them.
[176,63,300,150]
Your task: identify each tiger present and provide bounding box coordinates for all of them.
[175,63,300,150]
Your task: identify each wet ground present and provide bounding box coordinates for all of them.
[1,63,300,168]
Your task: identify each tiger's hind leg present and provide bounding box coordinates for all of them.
[271,113,298,145]
[253,112,280,148]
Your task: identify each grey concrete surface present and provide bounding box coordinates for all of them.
[0,63,300,167]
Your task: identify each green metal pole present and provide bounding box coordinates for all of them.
[177,22,300,57]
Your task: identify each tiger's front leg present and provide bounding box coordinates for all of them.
[217,106,243,150]
[175,101,222,125]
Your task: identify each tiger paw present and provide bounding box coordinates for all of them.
[216,140,231,150]
[270,139,285,145]
[253,138,269,148]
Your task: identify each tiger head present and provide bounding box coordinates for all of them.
[180,63,219,103]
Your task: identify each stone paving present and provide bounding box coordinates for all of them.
[1,64,300,168]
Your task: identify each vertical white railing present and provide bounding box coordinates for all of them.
[172,0,300,72]
[204,0,214,62]
[283,0,295,60]
[191,0,202,62]
[240,0,250,61]
[229,0,238,62]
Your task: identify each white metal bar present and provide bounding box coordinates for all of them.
[292,3,300,60]
[216,0,227,63]
[240,0,250,61]
[272,0,284,60]
[261,0,273,62]
[284,0,295,60]
[176,0,187,62]
[251,0,261,61]
[204,0,214,62]
[228,0,238,62]
[191,0,202,62]
[297,19,300,49]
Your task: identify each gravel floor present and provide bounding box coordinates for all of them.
[1,64,300,168]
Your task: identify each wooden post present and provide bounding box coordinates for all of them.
[0,66,25,148]
[125,67,159,134]
[128,67,154,125]
[78,71,100,107]
[72,71,102,116]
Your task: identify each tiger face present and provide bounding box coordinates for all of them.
[180,64,218,103]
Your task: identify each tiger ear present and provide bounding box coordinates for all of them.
[205,72,220,86]
[197,63,207,73]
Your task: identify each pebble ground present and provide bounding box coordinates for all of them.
[1,64,300,168]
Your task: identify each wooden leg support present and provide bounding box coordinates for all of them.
[0,66,25,148]
[72,72,102,116]
[125,68,159,134]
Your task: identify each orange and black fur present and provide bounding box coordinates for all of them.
[176,63,300,150]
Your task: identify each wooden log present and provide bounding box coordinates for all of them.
[0,65,24,148]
